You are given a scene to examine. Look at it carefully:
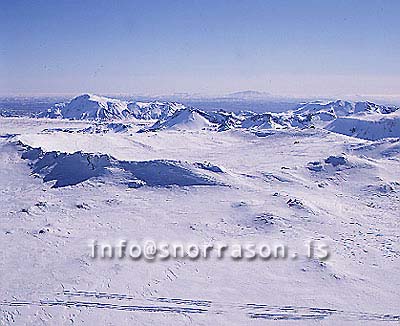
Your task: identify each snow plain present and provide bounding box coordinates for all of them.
[0,96,400,325]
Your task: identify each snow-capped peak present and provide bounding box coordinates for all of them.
[61,94,130,120]
[41,94,186,121]
[144,107,214,131]
[293,99,397,118]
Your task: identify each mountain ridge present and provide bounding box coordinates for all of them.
[37,94,400,140]
[41,93,186,121]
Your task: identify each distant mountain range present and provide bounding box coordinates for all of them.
[224,90,273,99]
[37,93,400,140]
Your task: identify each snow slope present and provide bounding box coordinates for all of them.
[294,99,398,117]
[144,108,215,131]
[1,116,400,325]
[59,94,131,120]
[240,100,400,134]
[127,101,185,120]
[20,144,221,188]
[326,111,400,140]
[144,108,243,132]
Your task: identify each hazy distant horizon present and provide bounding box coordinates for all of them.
[1,1,399,99]
[1,90,400,107]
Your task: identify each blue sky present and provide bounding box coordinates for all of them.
[1,0,399,97]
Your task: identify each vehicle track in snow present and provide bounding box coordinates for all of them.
[1,289,399,322]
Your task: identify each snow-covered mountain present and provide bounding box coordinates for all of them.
[224,90,273,100]
[326,110,400,140]
[41,94,186,121]
[139,98,400,140]
[144,108,215,131]
[127,101,184,120]
[241,100,400,132]
[63,94,131,120]
[39,95,400,141]
[293,100,398,119]
[143,107,243,132]
[241,112,287,130]
[41,102,66,119]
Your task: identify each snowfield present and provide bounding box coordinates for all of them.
[0,95,400,325]
[326,111,400,141]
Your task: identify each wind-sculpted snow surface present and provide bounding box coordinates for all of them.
[2,289,400,323]
[19,144,221,188]
[1,102,400,325]
[42,122,131,134]
[21,148,112,187]
[0,102,400,325]
[120,161,219,187]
